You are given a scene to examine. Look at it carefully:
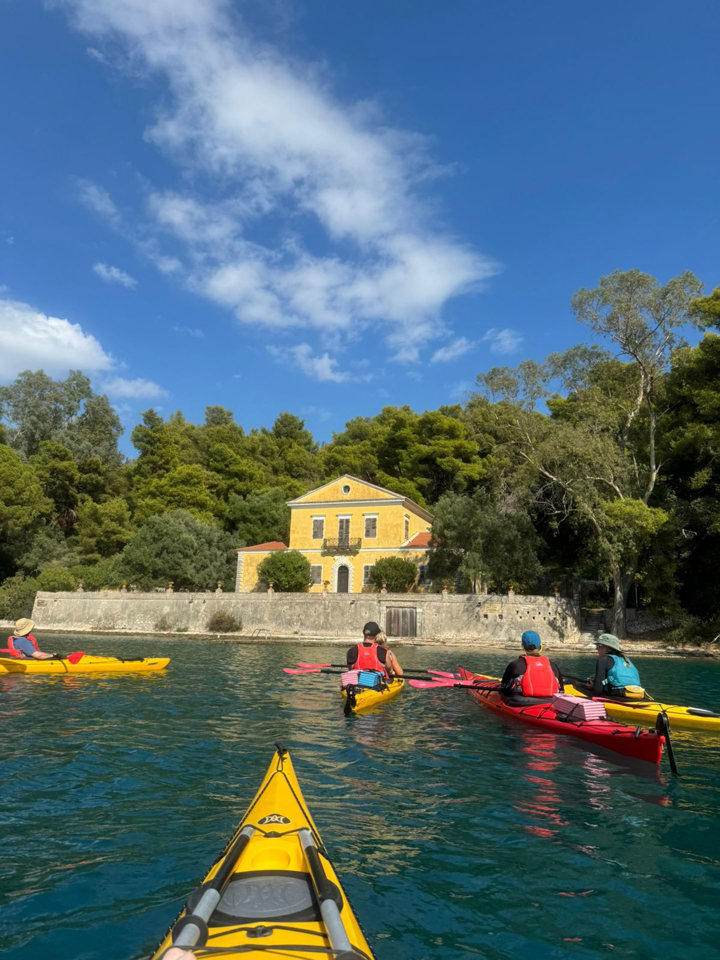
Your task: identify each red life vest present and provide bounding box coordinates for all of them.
[1,634,40,659]
[354,643,387,677]
[519,655,559,697]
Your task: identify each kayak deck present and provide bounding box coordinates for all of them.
[564,682,720,732]
[0,655,170,675]
[342,677,404,714]
[150,745,375,960]
[458,668,665,765]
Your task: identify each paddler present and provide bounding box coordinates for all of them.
[376,631,404,678]
[500,630,563,703]
[346,621,402,678]
[1,618,54,660]
[585,633,644,699]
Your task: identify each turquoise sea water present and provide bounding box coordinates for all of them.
[2,637,719,960]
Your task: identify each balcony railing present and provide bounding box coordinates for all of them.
[321,538,362,555]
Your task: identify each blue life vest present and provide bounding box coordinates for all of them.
[605,654,640,691]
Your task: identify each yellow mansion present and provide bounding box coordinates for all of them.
[235,475,432,593]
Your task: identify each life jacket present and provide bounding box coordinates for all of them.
[605,654,640,691]
[354,643,387,677]
[517,655,560,697]
[0,634,40,659]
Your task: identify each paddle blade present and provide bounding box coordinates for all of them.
[67,651,85,664]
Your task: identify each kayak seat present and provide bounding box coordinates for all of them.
[187,870,338,925]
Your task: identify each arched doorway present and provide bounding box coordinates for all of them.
[336,565,350,593]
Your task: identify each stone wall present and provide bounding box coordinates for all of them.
[32,590,583,646]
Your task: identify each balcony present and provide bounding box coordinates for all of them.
[321,538,362,556]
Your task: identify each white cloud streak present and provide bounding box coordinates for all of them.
[101,376,168,398]
[431,336,474,363]
[93,262,137,287]
[58,0,498,373]
[0,298,114,379]
[268,343,349,383]
[482,327,523,355]
[76,178,122,226]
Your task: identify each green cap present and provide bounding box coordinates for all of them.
[594,633,624,654]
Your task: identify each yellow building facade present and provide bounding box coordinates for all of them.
[235,475,432,593]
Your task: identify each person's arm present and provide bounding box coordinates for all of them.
[31,650,55,660]
[346,645,357,668]
[388,650,403,676]
[589,656,610,695]
[552,661,564,692]
[500,658,521,690]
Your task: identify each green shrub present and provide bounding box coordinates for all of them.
[257,551,312,592]
[0,575,39,619]
[369,557,418,593]
[206,610,242,632]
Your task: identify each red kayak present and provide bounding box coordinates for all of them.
[458,668,666,765]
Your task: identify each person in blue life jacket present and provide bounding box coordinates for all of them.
[500,630,563,703]
[1,618,54,660]
[586,633,642,698]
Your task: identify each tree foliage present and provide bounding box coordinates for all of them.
[368,557,418,593]
[119,511,236,591]
[257,550,312,592]
[429,490,542,592]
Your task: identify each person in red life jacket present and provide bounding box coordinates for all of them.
[500,630,563,703]
[346,621,402,678]
[2,618,54,660]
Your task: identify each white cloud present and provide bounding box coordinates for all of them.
[172,324,204,338]
[0,298,114,379]
[76,179,121,226]
[482,327,523,355]
[93,262,137,288]
[431,336,474,364]
[59,0,499,366]
[268,343,349,383]
[101,376,168,399]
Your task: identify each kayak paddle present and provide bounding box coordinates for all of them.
[409,677,499,690]
[283,667,344,676]
[296,661,437,676]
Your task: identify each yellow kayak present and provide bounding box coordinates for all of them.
[150,745,376,960]
[342,677,404,714]
[0,654,170,675]
[564,683,720,732]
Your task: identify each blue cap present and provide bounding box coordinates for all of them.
[521,630,541,650]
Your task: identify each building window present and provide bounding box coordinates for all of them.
[364,515,377,538]
[311,565,323,585]
[404,515,410,541]
[417,564,431,586]
[338,517,350,543]
[312,517,324,539]
[341,483,351,494]
[363,564,374,586]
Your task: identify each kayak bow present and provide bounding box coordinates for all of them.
[149,744,375,960]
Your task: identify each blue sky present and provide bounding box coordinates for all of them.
[1,1,718,454]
